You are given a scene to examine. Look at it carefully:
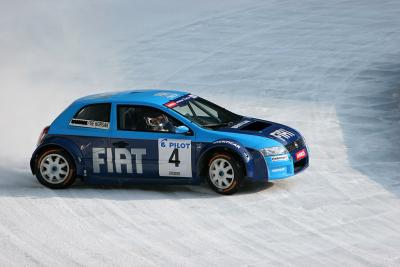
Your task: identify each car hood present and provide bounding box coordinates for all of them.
[215,117,301,146]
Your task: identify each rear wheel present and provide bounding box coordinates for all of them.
[36,149,76,189]
[207,153,243,195]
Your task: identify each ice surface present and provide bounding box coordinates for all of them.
[0,0,400,266]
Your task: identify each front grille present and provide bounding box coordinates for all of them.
[285,138,304,153]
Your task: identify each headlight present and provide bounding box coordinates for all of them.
[260,146,288,156]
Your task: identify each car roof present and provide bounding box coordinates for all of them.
[75,89,189,106]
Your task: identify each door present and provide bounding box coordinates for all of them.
[110,104,195,181]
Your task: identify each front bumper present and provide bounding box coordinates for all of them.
[265,147,309,180]
[265,154,294,180]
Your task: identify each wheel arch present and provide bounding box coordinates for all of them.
[30,137,84,176]
[196,139,254,181]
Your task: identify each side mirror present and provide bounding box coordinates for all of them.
[175,125,190,134]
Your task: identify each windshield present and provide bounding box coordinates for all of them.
[168,96,242,129]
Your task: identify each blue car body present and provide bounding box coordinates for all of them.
[30,90,309,185]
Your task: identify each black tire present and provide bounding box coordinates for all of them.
[35,148,76,189]
[206,153,244,195]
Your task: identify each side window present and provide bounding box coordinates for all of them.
[70,103,111,129]
[118,105,183,133]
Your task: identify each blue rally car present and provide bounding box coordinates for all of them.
[30,90,309,194]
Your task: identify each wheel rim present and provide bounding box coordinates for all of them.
[39,154,70,184]
[209,158,235,190]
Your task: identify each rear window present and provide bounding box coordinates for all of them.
[70,103,111,129]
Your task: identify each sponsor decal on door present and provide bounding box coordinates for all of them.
[158,139,192,177]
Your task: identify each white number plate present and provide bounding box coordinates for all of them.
[158,139,192,177]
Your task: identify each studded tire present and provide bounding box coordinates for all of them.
[35,149,76,189]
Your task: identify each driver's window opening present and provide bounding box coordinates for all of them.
[118,105,182,132]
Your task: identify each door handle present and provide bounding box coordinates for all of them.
[112,141,129,148]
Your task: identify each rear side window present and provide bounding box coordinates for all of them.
[70,103,111,129]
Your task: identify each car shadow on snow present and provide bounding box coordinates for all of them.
[0,167,275,200]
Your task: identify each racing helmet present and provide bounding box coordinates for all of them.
[144,111,170,131]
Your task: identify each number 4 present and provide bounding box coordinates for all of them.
[169,148,180,167]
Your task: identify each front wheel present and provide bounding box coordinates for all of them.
[35,149,76,189]
[207,153,243,195]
